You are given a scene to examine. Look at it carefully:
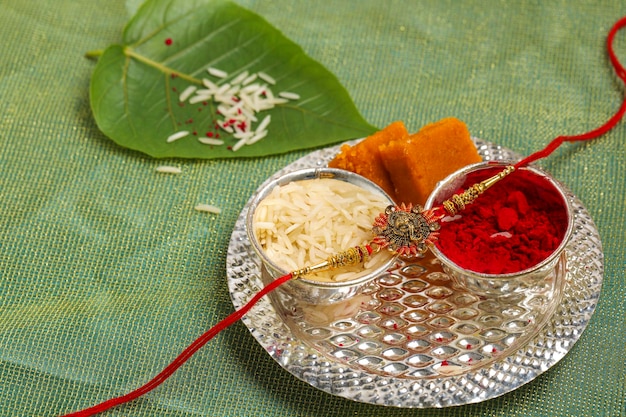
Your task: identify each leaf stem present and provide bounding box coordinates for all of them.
[85,49,104,60]
[124,47,200,84]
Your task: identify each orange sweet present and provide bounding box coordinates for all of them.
[328,121,407,201]
[379,117,482,206]
[328,118,482,207]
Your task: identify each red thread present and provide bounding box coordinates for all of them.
[515,16,626,168]
[60,273,293,417]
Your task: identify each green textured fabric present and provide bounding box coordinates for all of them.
[0,1,624,416]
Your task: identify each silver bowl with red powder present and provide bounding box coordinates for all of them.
[424,161,574,295]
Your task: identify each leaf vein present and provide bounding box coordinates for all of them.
[162,19,243,67]
[122,54,138,138]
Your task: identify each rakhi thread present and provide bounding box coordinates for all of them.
[515,16,626,168]
[61,272,293,417]
[60,16,626,417]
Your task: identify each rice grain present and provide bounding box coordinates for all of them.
[232,137,248,151]
[155,165,182,174]
[279,91,300,100]
[166,130,190,142]
[179,86,197,102]
[258,72,276,85]
[256,115,271,132]
[207,67,228,78]
[198,137,225,146]
[194,204,222,214]
[231,71,249,85]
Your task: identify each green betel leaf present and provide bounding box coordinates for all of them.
[90,0,377,159]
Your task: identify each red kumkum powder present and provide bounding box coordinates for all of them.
[435,167,569,275]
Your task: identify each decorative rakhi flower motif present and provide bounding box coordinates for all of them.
[372,203,442,257]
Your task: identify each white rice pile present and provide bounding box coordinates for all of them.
[169,67,299,151]
[253,178,393,282]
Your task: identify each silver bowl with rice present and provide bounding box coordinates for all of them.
[246,168,398,304]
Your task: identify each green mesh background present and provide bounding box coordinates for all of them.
[0,1,624,416]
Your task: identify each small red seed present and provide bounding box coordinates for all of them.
[165,38,173,46]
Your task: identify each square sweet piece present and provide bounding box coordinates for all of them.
[379,118,482,206]
[328,121,408,201]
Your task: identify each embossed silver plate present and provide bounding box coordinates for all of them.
[226,139,603,408]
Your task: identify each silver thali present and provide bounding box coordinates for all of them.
[226,139,603,408]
